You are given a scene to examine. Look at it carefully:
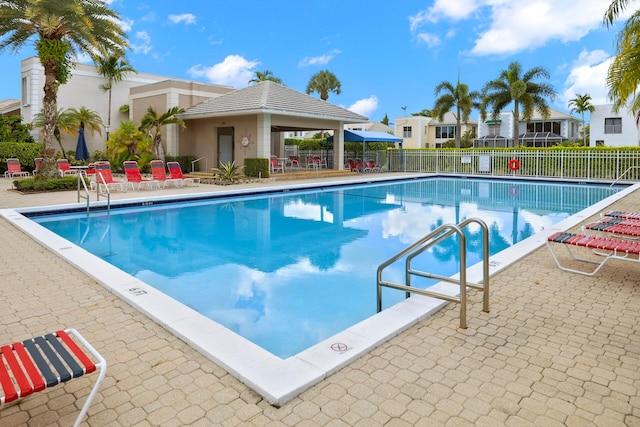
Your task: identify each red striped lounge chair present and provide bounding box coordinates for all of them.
[270,156,284,174]
[57,158,82,177]
[287,156,301,169]
[602,210,640,221]
[123,160,158,190]
[363,160,381,173]
[33,157,43,175]
[546,231,640,276]
[150,160,183,188]
[583,217,640,238]
[93,161,125,193]
[0,329,106,427]
[4,158,31,179]
[167,161,200,186]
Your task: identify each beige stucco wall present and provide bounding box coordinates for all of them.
[180,113,346,171]
[19,56,234,158]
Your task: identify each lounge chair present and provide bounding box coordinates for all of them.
[602,210,640,220]
[123,161,158,190]
[150,160,183,188]
[313,155,327,168]
[287,156,301,169]
[167,161,200,186]
[93,161,125,193]
[0,329,106,427]
[306,155,317,169]
[584,217,640,238]
[546,231,640,275]
[4,158,31,179]
[363,160,381,173]
[85,163,96,177]
[270,156,284,173]
[33,157,43,175]
[57,158,81,177]
[346,159,358,172]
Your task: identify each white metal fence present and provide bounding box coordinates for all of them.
[385,150,640,182]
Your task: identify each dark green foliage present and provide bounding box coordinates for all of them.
[165,155,197,173]
[244,158,269,177]
[0,142,44,173]
[13,175,85,192]
[0,116,35,143]
[285,138,326,150]
[212,161,244,182]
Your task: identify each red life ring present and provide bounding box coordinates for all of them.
[508,159,520,171]
[508,186,520,198]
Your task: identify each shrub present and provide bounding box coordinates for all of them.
[12,175,86,192]
[0,142,44,174]
[165,155,197,173]
[244,158,269,177]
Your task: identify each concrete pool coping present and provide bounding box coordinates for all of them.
[2,174,637,406]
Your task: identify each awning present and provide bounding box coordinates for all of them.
[328,130,402,143]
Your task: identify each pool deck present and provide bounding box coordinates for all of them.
[1,174,639,426]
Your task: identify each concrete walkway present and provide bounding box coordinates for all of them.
[0,176,639,426]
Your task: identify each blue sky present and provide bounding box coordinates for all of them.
[0,0,631,124]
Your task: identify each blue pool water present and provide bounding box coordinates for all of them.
[31,177,620,358]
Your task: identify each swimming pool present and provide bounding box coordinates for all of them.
[4,175,632,405]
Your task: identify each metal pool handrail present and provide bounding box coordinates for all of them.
[376,217,490,329]
[610,165,640,187]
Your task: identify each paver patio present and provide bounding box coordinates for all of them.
[0,176,638,426]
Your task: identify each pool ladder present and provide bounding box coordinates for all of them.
[376,217,490,329]
[77,174,110,215]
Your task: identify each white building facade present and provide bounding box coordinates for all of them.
[590,104,640,147]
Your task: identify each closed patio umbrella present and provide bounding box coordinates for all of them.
[75,128,89,161]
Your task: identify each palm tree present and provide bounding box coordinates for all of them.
[568,94,595,145]
[604,0,640,123]
[140,106,186,162]
[482,61,556,145]
[433,80,481,148]
[106,120,152,166]
[248,70,283,85]
[95,49,136,141]
[305,70,341,101]
[33,107,103,158]
[0,0,127,177]
[412,109,432,117]
[32,109,75,158]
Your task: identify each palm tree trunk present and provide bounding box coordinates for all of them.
[41,59,60,178]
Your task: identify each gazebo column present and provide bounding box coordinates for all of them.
[257,113,272,158]
[332,124,344,170]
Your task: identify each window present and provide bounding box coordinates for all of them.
[436,126,456,139]
[488,124,500,136]
[604,118,622,134]
[403,126,412,137]
[526,121,561,134]
[596,140,604,146]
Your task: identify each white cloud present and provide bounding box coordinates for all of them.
[471,1,608,56]
[114,17,133,32]
[561,49,612,107]
[169,13,197,25]
[298,49,341,67]
[348,96,378,118]
[416,33,441,48]
[410,0,614,57]
[130,31,152,54]
[187,55,259,88]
